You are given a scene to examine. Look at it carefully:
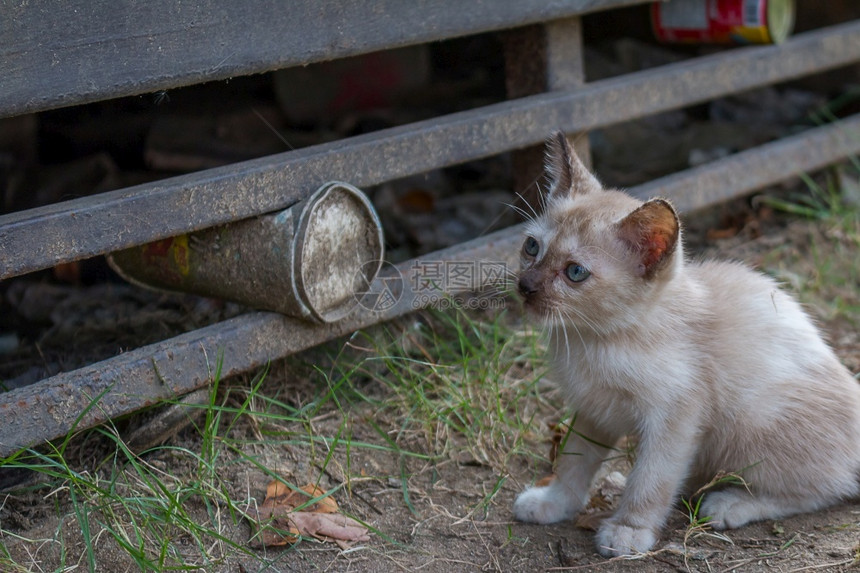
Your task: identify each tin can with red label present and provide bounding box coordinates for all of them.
[652,0,795,44]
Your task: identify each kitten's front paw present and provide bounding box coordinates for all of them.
[513,486,576,524]
[595,519,657,557]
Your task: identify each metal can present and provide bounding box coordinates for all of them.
[652,0,795,44]
[108,181,384,323]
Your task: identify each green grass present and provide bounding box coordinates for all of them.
[0,309,554,572]
[337,311,549,467]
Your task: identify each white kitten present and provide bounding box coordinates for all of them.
[513,132,860,557]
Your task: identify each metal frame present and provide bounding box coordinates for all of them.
[1,0,650,117]
[4,21,860,279]
[2,2,860,455]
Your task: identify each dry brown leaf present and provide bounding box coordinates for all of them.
[549,421,571,465]
[263,481,338,514]
[247,504,300,547]
[247,479,369,548]
[574,510,613,531]
[575,472,627,531]
[286,511,370,543]
[247,504,370,547]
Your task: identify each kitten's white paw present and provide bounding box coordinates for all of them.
[700,490,764,530]
[512,486,575,524]
[595,519,657,557]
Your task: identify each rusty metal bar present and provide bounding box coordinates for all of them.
[0,0,650,118]
[3,21,860,280]
[3,114,860,457]
[630,114,860,211]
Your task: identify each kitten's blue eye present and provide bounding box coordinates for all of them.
[565,263,591,283]
[523,236,539,257]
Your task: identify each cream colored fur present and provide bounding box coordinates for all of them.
[513,133,860,557]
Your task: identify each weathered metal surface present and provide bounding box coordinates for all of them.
[0,0,651,118]
[3,113,860,457]
[108,182,384,323]
[3,21,860,281]
[630,114,860,212]
[504,17,591,207]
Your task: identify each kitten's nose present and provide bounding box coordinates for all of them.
[518,271,541,298]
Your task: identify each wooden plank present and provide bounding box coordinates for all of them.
[3,21,860,279]
[0,0,650,118]
[4,112,860,457]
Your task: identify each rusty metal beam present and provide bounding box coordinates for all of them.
[0,0,651,118]
[3,113,860,458]
[631,114,860,211]
[3,21,860,280]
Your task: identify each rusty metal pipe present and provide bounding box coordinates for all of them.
[108,182,384,323]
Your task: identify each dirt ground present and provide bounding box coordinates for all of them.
[4,450,860,573]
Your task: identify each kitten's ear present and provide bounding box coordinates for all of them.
[545,131,601,199]
[617,199,680,279]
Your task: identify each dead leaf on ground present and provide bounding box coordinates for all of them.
[246,480,370,548]
[265,481,338,514]
[575,472,627,531]
[549,420,570,465]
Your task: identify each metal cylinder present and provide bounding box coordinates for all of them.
[108,181,384,323]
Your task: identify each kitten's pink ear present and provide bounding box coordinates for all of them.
[545,131,601,199]
[617,199,680,278]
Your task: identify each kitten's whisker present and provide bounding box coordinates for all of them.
[535,181,549,211]
[559,304,600,338]
[473,286,513,300]
[503,202,535,223]
[552,315,566,365]
[514,191,541,221]
[560,308,587,351]
[555,308,576,366]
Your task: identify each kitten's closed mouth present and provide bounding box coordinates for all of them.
[518,291,551,319]
[518,271,552,318]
